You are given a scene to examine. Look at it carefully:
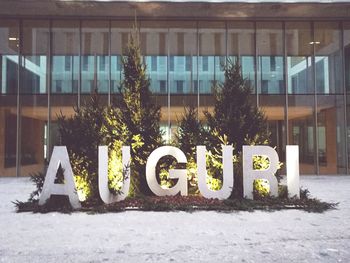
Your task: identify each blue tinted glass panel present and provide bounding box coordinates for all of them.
[286,22,313,94]
[314,22,342,94]
[228,22,255,93]
[257,22,285,94]
[198,22,225,94]
[52,56,79,93]
[140,23,168,94]
[81,21,109,94]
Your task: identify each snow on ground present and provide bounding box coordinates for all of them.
[0,176,350,263]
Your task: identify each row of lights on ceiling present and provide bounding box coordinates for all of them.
[9,37,322,45]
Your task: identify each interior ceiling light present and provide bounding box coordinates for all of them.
[9,37,18,41]
[309,41,321,45]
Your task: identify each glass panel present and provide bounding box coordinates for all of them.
[260,95,286,165]
[257,22,286,167]
[317,95,346,174]
[22,20,48,94]
[0,19,18,176]
[314,22,342,94]
[20,20,49,176]
[345,22,350,173]
[286,22,316,174]
[111,21,134,93]
[50,20,80,157]
[286,22,313,94]
[288,95,316,174]
[257,22,284,94]
[168,21,197,142]
[227,22,255,92]
[52,20,79,94]
[198,22,225,94]
[81,21,109,94]
[140,21,168,94]
[315,22,345,174]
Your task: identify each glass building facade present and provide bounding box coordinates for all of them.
[0,18,350,177]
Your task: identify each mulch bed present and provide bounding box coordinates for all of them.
[14,194,337,214]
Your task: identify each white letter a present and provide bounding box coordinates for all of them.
[39,146,81,209]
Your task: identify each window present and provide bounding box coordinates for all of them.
[82,56,89,71]
[160,80,166,93]
[185,56,191,71]
[151,56,157,71]
[257,22,284,95]
[176,80,183,93]
[81,20,109,93]
[193,80,198,93]
[170,56,174,71]
[100,56,106,71]
[55,80,62,93]
[270,56,276,72]
[64,56,71,71]
[202,56,209,72]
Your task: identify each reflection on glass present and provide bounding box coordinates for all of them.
[81,21,109,94]
[257,22,284,94]
[111,21,133,93]
[140,23,168,94]
[286,22,313,94]
[199,22,225,94]
[0,19,18,176]
[52,21,79,94]
[168,22,197,142]
[314,22,342,94]
[286,22,316,174]
[20,20,49,176]
[50,20,79,157]
[259,95,286,163]
[257,23,286,166]
[317,95,346,174]
[315,22,345,174]
[288,95,316,174]
[227,22,255,91]
[345,22,350,173]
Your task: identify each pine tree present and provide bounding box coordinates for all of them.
[176,106,205,159]
[205,60,270,154]
[205,60,271,197]
[57,90,105,202]
[115,27,163,196]
[176,106,207,194]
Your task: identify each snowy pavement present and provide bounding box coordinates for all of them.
[1,176,350,263]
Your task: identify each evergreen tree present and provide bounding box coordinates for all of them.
[57,90,105,202]
[205,60,271,197]
[176,106,207,194]
[114,28,163,196]
[176,106,205,159]
[205,60,270,154]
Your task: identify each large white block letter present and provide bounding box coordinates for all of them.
[98,146,131,204]
[243,146,279,199]
[146,146,188,196]
[286,145,300,198]
[197,145,234,200]
[39,146,81,209]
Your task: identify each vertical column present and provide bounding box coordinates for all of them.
[283,21,289,146]
[108,20,111,106]
[78,20,82,108]
[47,19,52,163]
[341,22,349,174]
[311,21,319,175]
[16,19,22,177]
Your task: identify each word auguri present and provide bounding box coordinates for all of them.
[39,145,300,209]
